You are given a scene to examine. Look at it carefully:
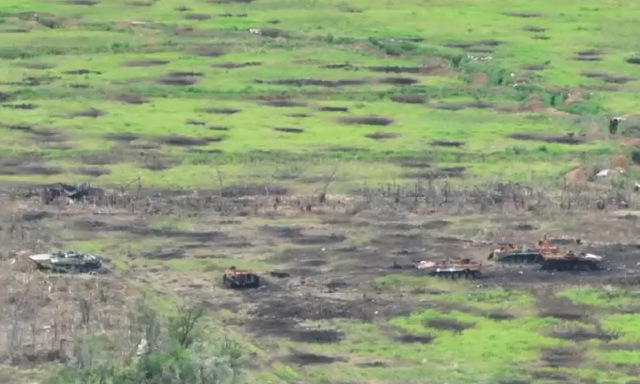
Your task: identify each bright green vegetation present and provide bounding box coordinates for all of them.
[1,0,639,190]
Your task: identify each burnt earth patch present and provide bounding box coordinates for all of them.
[255,78,368,87]
[502,11,543,18]
[581,71,635,84]
[212,61,261,69]
[507,132,583,145]
[540,347,583,368]
[120,59,170,67]
[157,74,200,86]
[75,167,111,177]
[366,66,425,74]
[571,56,602,62]
[184,13,211,20]
[209,126,229,131]
[548,327,617,343]
[2,103,38,110]
[156,135,216,146]
[126,1,155,5]
[70,108,105,118]
[286,329,344,344]
[522,26,546,32]
[288,113,312,118]
[274,127,304,133]
[391,94,426,104]
[185,119,206,126]
[103,132,140,142]
[0,163,63,176]
[66,0,100,5]
[364,132,400,140]
[285,352,345,366]
[114,92,148,104]
[401,166,466,179]
[190,46,226,57]
[395,333,435,344]
[338,115,394,126]
[259,100,307,107]
[625,57,640,65]
[430,140,465,148]
[21,62,56,70]
[319,106,349,112]
[424,317,475,333]
[201,107,240,115]
[379,77,419,85]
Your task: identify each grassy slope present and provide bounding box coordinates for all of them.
[1,0,638,191]
[3,1,640,384]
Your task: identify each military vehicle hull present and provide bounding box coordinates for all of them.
[28,251,103,273]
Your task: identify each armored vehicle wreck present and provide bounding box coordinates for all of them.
[29,250,103,273]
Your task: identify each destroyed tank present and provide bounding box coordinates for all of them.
[488,235,563,264]
[28,250,103,273]
[415,258,482,279]
[222,266,260,289]
[540,251,604,271]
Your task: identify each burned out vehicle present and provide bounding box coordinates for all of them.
[488,235,560,264]
[28,250,103,273]
[222,266,260,289]
[414,258,482,279]
[540,251,604,271]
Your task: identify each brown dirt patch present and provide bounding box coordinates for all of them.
[113,92,148,104]
[157,74,200,86]
[259,100,307,107]
[522,26,546,32]
[184,13,211,20]
[338,115,394,126]
[391,94,426,104]
[120,59,170,67]
[364,132,400,140]
[75,167,111,177]
[155,135,218,146]
[70,108,105,118]
[503,11,543,18]
[2,103,38,110]
[564,164,599,185]
[562,90,583,106]
[66,0,100,4]
[190,46,226,57]
[379,77,418,85]
[507,132,583,145]
[430,140,465,148]
[103,132,140,142]
[609,154,627,168]
[274,127,304,133]
[201,107,241,115]
[470,72,490,86]
[212,61,261,69]
[255,78,369,87]
[581,71,635,84]
[319,106,349,112]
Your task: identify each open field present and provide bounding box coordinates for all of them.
[1,0,640,383]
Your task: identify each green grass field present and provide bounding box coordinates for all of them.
[2,1,640,384]
[1,0,639,191]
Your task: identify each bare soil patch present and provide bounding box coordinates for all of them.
[157,74,200,86]
[219,13,248,17]
[401,166,466,179]
[66,0,100,5]
[395,333,435,344]
[220,184,288,197]
[581,71,635,84]
[274,127,304,133]
[286,329,344,344]
[288,113,312,118]
[63,69,101,75]
[201,107,241,115]
[539,347,583,368]
[70,108,105,118]
[0,163,62,176]
[319,106,349,112]
[391,94,426,104]
[114,92,148,104]
[185,119,206,126]
[286,352,345,366]
[522,64,546,71]
[126,1,155,5]
[431,101,494,111]
[364,132,400,140]
[155,135,217,146]
[20,62,56,70]
[2,103,38,110]
[366,65,426,74]
[522,26,546,32]
[506,132,583,145]
[424,317,475,333]
[379,77,418,85]
[255,78,369,87]
[430,140,465,148]
[502,11,543,18]
[75,220,227,243]
[120,59,170,67]
[549,326,617,343]
[75,167,111,177]
[625,57,640,65]
[212,61,261,69]
[259,100,308,107]
[103,132,140,142]
[209,126,230,131]
[338,115,394,126]
[190,46,226,57]
[184,13,211,20]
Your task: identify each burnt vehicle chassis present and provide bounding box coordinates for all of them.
[222,267,260,289]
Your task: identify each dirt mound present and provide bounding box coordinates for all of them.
[274,127,304,133]
[338,115,394,126]
[610,154,628,168]
[212,61,261,69]
[564,165,599,184]
[364,132,400,140]
[120,59,169,67]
